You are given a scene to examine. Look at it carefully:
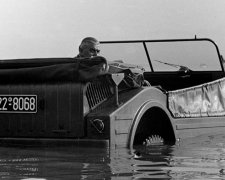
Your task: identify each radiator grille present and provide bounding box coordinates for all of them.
[86,80,113,110]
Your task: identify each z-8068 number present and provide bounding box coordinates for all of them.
[0,95,37,113]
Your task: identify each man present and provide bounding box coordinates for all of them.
[76,37,100,58]
[75,37,150,86]
[75,37,108,81]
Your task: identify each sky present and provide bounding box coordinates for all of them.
[0,0,225,59]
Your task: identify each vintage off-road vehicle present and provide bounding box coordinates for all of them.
[0,38,224,148]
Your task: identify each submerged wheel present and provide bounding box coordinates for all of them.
[143,135,164,146]
[133,107,176,146]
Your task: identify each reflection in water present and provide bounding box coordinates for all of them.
[1,133,225,179]
[0,146,112,179]
[132,133,225,179]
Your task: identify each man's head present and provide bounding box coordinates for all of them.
[78,37,100,58]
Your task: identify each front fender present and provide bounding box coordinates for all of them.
[127,100,176,148]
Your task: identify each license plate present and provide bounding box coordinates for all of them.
[0,95,37,113]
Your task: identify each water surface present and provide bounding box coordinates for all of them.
[1,133,225,179]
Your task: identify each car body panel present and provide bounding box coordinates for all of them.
[0,38,224,148]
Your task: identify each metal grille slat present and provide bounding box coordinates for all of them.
[85,80,113,110]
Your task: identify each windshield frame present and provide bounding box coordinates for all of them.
[100,38,224,72]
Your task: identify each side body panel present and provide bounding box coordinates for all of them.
[94,86,225,148]
[108,87,174,147]
[175,117,225,140]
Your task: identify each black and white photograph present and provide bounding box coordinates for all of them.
[0,0,225,179]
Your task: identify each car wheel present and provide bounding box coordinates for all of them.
[143,135,164,146]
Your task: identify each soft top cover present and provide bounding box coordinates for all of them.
[0,56,107,84]
[168,77,225,117]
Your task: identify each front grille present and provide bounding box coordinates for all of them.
[85,79,113,110]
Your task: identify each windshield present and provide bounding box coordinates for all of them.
[100,39,222,72]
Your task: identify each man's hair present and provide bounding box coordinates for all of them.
[79,37,99,52]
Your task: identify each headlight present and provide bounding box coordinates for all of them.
[90,119,104,133]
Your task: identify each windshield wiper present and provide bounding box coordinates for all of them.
[154,59,192,73]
